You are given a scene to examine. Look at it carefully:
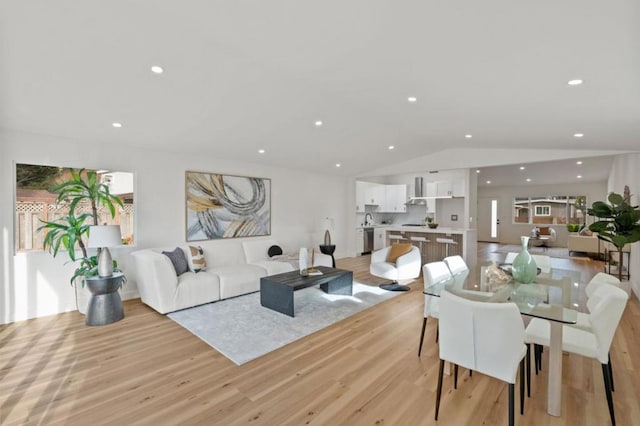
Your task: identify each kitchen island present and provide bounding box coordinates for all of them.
[384,226,477,267]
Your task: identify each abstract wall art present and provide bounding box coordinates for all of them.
[186,171,271,241]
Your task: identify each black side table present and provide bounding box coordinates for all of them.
[85,272,125,326]
[319,244,336,268]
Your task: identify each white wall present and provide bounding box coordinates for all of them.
[607,153,640,298]
[477,181,608,246]
[1,129,350,324]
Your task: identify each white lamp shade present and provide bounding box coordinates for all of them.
[88,225,122,248]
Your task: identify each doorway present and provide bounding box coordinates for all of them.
[478,197,500,242]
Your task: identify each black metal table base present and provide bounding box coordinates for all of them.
[380,282,410,292]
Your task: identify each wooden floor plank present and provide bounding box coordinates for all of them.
[1,242,638,425]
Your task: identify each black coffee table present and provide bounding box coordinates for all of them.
[260,266,353,317]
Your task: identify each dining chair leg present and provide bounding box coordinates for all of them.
[469,370,472,377]
[435,359,445,421]
[508,383,515,426]
[601,363,616,426]
[526,344,531,397]
[436,324,439,343]
[520,359,525,415]
[418,317,428,356]
[454,364,459,389]
[608,352,615,392]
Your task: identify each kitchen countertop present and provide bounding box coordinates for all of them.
[384,226,468,234]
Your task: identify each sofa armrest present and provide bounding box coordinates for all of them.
[131,250,179,314]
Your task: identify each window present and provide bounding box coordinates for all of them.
[534,205,551,216]
[15,164,135,253]
[512,195,586,225]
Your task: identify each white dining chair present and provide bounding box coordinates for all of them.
[435,290,527,425]
[525,285,628,426]
[418,261,452,356]
[443,255,469,276]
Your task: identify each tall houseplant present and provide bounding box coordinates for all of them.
[588,186,640,280]
[38,169,124,290]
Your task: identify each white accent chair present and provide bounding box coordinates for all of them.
[369,245,421,291]
[505,252,551,274]
[525,285,628,426]
[418,261,452,356]
[435,290,527,425]
[443,255,469,276]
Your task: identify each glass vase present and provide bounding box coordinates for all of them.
[512,236,538,284]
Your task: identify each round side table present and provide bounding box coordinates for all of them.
[319,244,336,268]
[84,272,125,326]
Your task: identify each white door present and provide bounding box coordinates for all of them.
[478,197,500,242]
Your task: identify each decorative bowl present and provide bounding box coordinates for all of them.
[427,223,439,229]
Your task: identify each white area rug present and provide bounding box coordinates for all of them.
[167,282,402,365]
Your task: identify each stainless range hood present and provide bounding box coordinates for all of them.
[405,177,428,206]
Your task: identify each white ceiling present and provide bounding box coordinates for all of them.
[475,155,613,187]
[1,1,638,176]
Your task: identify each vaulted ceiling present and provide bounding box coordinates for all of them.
[1,1,638,176]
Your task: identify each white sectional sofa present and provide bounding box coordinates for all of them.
[131,238,294,314]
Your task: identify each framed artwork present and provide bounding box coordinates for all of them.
[185,171,271,241]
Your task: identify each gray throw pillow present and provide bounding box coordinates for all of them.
[162,247,189,276]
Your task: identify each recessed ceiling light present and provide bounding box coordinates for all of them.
[258,149,265,154]
[315,120,323,127]
[465,134,473,139]
[407,96,417,103]
[526,178,531,182]
[150,65,164,74]
[388,145,395,150]
[568,79,583,86]
[476,169,480,173]
[486,180,491,184]
[577,175,583,179]
[574,133,584,138]
[519,166,525,170]
[335,163,341,168]
[112,122,122,128]
[576,161,583,165]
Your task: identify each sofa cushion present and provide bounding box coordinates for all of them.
[211,264,267,299]
[186,245,207,272]
[242,238,280,264]
[174,271,221,311]
[251,260,294,276]
[162,247,189,276]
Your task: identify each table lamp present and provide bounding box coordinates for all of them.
[88,225,122,277]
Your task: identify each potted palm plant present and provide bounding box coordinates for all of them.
[38,169,125,311]
[588,186,640,280]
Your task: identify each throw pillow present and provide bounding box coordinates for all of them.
[187,245,207,272]
[268,245,283,257]
[386,243,413,263]
[162,247,189,276]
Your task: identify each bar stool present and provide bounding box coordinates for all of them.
[410,236,430,256]
[436,237,457,259]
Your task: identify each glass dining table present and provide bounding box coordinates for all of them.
[424,264,583,417]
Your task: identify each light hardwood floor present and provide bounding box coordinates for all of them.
[2,243,639,425]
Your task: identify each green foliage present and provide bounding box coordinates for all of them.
[588,191,640,251]
[70,256,125,287]
[38,168,125,285]
[16,164,63,189]
[566,223,581,232]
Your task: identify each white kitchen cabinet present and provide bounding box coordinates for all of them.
[355,228,364,254]
[374,227,386,250]
[436,181,453,197]
[355,181,385,211]
[380,184,407,213]
[452,179,466,197]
